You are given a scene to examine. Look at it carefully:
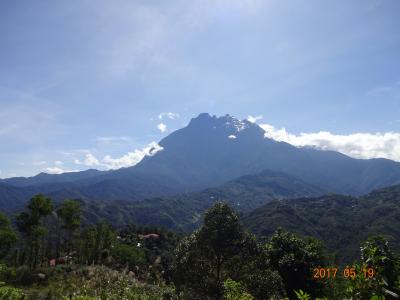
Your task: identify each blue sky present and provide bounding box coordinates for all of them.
[1,0,400,177]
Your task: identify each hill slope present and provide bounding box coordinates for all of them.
[243,184,400,262]
[77,170,324,231]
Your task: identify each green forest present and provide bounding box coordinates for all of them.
[0,194,399,299]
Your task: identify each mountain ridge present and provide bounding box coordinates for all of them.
[74,169,325,231]
[1,113,400,212]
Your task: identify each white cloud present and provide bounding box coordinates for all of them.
[75,153,100,167]
[247,115,263,123]
[101,152,144,170]
[157,123,167,133]
[74,142,163,170]
[260,123,400,161]
[228,134,237,139]
[44,167,78,174]
[44,167,64,174]
[158,112,180,120]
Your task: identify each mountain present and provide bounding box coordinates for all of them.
[0,183,40,214]
[76,169,324,231]
[1,169,105,187]
[2,113,400,212]
[242,183,400,262]
[129,113,400,196]
[46,113,400,198]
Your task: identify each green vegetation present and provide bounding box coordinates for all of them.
[244,183,400,262]
[16,194,53,270]
[0,212,18,260]
[173,203,283,299]
[0,195,399,299]
[0,283,25,300]
[68,170,324,232]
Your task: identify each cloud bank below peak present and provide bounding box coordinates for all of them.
[259,123,400,162]
[44,167,79,175]
[74,142,163,170]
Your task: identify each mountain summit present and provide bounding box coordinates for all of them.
[132,113,269,189]
[2,113,400,211]
[132,113,400,196]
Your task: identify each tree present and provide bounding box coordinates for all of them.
[265,229,324,298]
[57,199,81,254]
[223,279,253,300]
[77,221,116,265]
[359,236,400,298]
[173,203,282,299]
[16,194,53,269]
[0,212,18,260]
[173,231,212,299]
[197,202,245,296]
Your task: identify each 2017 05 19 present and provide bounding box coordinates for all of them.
[313,267,375,280]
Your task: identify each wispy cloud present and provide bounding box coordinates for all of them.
[0,85,61,143]
[366,80,400,99]
[32,161,47,166]
[88,0,268,78]
[96,136,133,144]
[260,123,400,161]
[158,112,180,120]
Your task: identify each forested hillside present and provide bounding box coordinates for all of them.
[1,197,399,299]
[75,181,400,264]
[76,170,323,231]
[243,183,400,263]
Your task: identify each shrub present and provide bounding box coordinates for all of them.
[0,283,26,300]
[223,279,253,300]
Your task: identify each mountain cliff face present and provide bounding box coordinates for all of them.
[1,113,400,212]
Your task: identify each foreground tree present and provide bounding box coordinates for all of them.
[265,228,325,298]
[57,199,82,255]
[0,212,18,260]
[16,194,53,269]
[357,236,400,298]
[77,221,116,265]
[173,203,283,299]
[197,202,245,295]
